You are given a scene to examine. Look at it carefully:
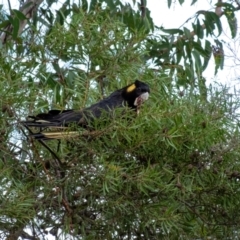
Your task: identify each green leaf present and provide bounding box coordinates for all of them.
[105,0,121,10]
[44,73,57,88]
[42,9,54,24]
[16,43,24,56]
[202,40,212,71]
[8,16,20,39]
[185,63,194,84]
[166,137,178,150]
[183,27,191,39]
[161,28,183,35]
[145,6,154,32]
[224,10,237,38]
[192,41,208,58]
[211,12,222,36]
[167,0,172,8]
[52,62,61,74]
[204,12,215,36]
[191,0,198,5]
[0,20,11,30]
[37,16,50,27]
[56,10,65,25]
[66,70,76,88]
[175,54,181,66]
[205,12,222,36]
[12,10,27,20]
[176,43,184,64]
[198,76,207,100]
[81,0,88,12]
[192,50,202,75]
[178,0,184,5]
[195,19,203,39]
[89,0,98,11]
[185,41,192,60]
[53,84,62,104]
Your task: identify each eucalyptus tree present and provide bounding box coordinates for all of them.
[1,0,240,239]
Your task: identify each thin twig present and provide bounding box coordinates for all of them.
[159,3,240,54]
[235,0,240,8]
[140,0,146,18]
[22,124,62,166]
[7,0,11,13]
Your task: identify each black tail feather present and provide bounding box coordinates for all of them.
[21,120,63,128]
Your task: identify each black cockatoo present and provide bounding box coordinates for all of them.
[22,80,150,140]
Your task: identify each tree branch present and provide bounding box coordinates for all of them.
[0,0,44,44]
[7,0,11,13]
[160,2,240,54]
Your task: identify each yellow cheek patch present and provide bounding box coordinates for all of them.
[126,84,136,92]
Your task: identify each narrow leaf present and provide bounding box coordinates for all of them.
[204,12,215,36]
[0,20,11,29]
[195,19,203,39]
[202,40,212,71]
[178,0,184,5]
[183,27,191,39]
[12,10,27,20]
[81,0,88,12]
[52,62,61,74]
[211,13,222,36]
[161,28,183,35]
[12,18,20,39]
[56,10,65,25]
[192,50,202,74]
[224,10,237,38]
[192,41,208,58]
[89,0,98,11]
[191,0,198,5]
[205,12,222,36]
[167,0,172,8]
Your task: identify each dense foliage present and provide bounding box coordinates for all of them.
[1,0,240,239]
